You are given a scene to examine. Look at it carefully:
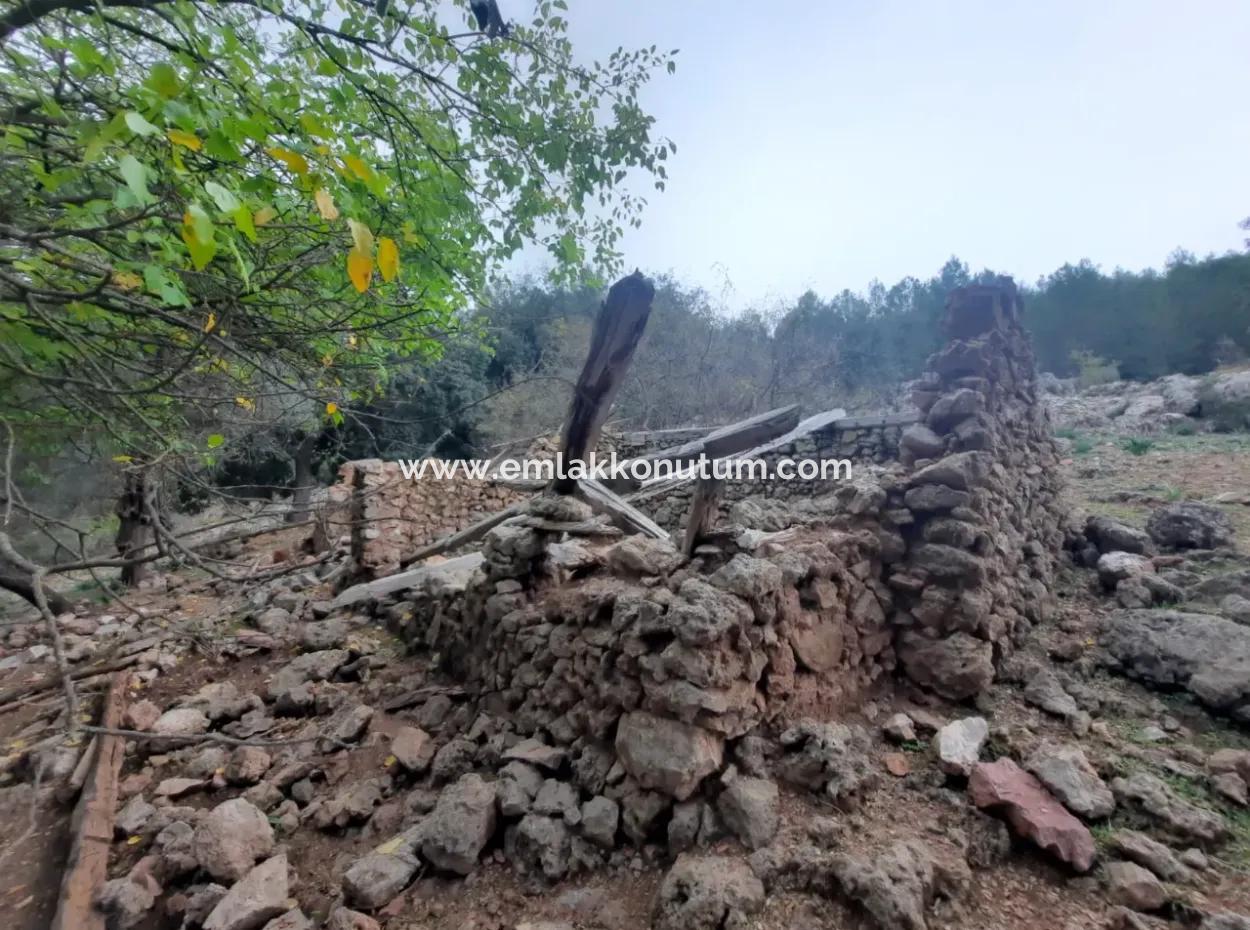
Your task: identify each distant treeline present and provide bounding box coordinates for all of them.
[335,251,1250,461]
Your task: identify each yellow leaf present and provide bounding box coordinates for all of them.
[235,396,255,411]
[203,311,216,333]
[377,236,399,282]
[347,251,372,293]
[375,836,404,855]
[314,189,339,221]
[321,352,334,367]
[343,154,373,182]
[347,218,374,255]
[325,401,339,416]
[383,754,397,768]
[112,454,133,463]
[166,129,202,151]
[347,333,358,348]
[253,205,278,226]
[111,271,142,290]
[126,836,143,846]
[265,147,309,176]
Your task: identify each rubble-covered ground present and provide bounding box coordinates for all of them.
[3,439,1250,930]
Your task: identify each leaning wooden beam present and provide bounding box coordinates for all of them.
[50,672,129,930]
[682,475,725,557]
[336,552,486,608]
[552,272,656,494]
[397,503,526,570]
[604,403,802,493]
[576,478,669,540]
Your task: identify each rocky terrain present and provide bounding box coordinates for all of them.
[2,290,1250,930]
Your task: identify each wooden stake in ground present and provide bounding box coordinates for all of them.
[682,474,725,556]
[551,271,655,494]
[51,671,129,930]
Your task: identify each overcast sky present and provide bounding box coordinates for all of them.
[512,0,1250,307]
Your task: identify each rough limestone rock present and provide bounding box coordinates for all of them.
[580,796,620,849]
[1110,830,1194,883]
[653,854,765,930]
[717,776,779,849]
[1097,552,1156,590]
[897,632,994,702]
[968,759,1096,872]
[203,854,288,930]
[1105,860,1166,913]
[94,876,157,929]
[416,773,498,874]
[615,712,724,801]
[1024,742,1115,820]
[1023,669,1081,719]
[389,726,434,773]
[151,707,210,737]
[1146,502,1235,551]
[506,814,572,881]
[193,798,275,883]
[1086,516,1154,556]
[777,720,876,801]
[936,717,988,777]
[342,851,419,908]
[1099,610,1250,715]
[832,839,970,930]
[1111,773,1229,848]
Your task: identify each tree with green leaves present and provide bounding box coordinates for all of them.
[0,0,676,598]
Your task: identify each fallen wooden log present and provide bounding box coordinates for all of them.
[51,671,129,930]
[576,478,668,540]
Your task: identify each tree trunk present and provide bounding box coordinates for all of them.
[0,562,69,614]
[114,469,154,586]
[286,433,318,524]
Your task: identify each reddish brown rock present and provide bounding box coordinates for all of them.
[969,758,1096,872]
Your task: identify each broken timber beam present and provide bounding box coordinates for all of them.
[50,671,129,930]
[682,474,725,557]
[397,503,525,570]
[552,272,656,494]
[604,403,802,493]
[576,478,668,540]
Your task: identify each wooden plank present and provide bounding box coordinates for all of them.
[829,411,922,430]
[50,672,129,930]
[334,552,484,608]
[682,475,725,557]
[552,272,656,494]
[576,478,669,540]
[397,503,526,570]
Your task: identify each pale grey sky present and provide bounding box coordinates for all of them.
[517,0,1250,306]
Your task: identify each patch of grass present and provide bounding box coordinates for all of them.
[899,739,929,754]
[1122,437,1155,456]
[1055,427,1079,440]
[1073,437,1095,455]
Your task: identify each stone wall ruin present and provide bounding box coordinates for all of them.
[378,280,1065,816]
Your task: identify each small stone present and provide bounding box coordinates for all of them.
[193,798,275,883]
[225,747,272,786]
[389,726,434,773]
[615,712,723,801]
[884,753,911,777]
[937,717,988,777]
[342,852,419,909]
[126,699,162,732]
[503,738,568,773]
[580,796,620,849]
[716,776,779,850]
[203,854,289,930]
[151,707,210,737]
[884,713,917,743]
[1024,741,1115,820]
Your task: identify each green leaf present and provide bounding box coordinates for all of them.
[124,111,160,137]
[118,154,152,203]
[145,62,181,98]
[232,206,257,242]
[204,181,240,213]
[206,433,225,448]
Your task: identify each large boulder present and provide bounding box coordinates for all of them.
[615,712,724,801]
[717,776,779,850]
[1202,370,1250,431]
[1146,503,1235,551]
[1111,773,1229,848]
[1099,609,1250,715]
[653,854,764,930]
[969,759,1096,872]
[1096,552,1155,590]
